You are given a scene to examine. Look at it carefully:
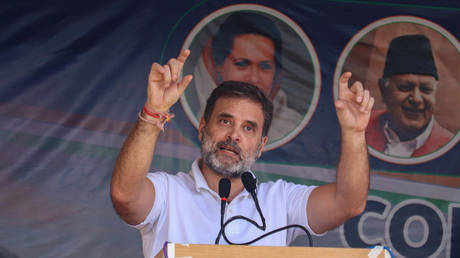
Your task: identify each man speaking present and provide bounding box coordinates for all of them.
[110,49,374,257]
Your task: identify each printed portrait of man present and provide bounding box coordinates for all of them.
[181,6,320,150]
[338,18,460,163]
[366,34,453,157]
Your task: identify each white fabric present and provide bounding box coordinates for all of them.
[383,117,434,157]
[193,57,303,141]
[132,159,319,258]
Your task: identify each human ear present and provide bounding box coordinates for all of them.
[257,136,269,158]
[198,117,206,141]
[378,78,391,105]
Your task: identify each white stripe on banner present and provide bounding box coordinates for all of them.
[3,115,459,202]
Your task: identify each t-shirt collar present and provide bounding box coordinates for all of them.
[190,159,253,198]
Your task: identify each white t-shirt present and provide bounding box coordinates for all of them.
[132,160,319,258]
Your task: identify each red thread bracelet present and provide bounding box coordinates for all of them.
[143,106,173,122]
[139,106,175,131]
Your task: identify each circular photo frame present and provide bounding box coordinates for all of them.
[334,16,460,165]
[180,4,321,151]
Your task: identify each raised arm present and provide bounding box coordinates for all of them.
[307,72,374,234]
[110,50,193,225]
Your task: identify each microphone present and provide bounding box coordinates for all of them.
[215,178,230,244]
[221,172,313,246]
[241,172,266,230]
[219,178,231,215]
[220,172,313,246]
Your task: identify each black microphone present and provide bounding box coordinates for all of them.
[220,172,313,246]
[219,178,231,215]
[241,172,266,230]
[215,178,230,244]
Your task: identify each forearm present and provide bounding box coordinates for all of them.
[307,72,372,233]
[111,118,161,203]
[336,130,369,215]
[110,49,191,224]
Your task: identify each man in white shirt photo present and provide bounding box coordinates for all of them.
[110,49,374,257]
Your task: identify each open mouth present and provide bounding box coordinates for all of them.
[219,145,240,156]
[217,140,242,157]
[402,106,425,114]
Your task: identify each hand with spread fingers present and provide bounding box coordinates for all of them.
[335,72,375,133]
[145,49,193,113]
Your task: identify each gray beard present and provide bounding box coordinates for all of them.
[200,128,260,177]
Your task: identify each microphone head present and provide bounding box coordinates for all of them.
[241,172,257,193]
[218,178,231,199]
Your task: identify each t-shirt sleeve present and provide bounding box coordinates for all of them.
[285,181,326,240]
[130,172,168,231]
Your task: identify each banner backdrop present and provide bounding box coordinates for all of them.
[1,1,459,257]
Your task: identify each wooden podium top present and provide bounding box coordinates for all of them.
[155,242,390,258]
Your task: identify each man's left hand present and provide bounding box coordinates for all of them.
[335,72,375,133]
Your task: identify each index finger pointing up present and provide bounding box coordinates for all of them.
[338,72,352,98]
[177,49,191,64]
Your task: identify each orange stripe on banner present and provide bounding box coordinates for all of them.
[372,170,460,188]
[0,101,195,146]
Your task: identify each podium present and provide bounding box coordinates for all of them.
[155,242,390,258]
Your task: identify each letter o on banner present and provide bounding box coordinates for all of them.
[385,199,446,257]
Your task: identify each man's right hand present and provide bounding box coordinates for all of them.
[111,49,193,225]
[145,49,193,113]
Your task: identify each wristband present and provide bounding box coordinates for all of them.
[138,106,174,131]
[143,106,174,122]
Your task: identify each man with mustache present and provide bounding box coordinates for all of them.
[192,11,302,142]
[366,34,453,157]
[110,49,374,258]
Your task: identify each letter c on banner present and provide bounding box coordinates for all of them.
[340,196,391,248]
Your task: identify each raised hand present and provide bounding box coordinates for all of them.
[145,49,193,113]
[335,72,374,133]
